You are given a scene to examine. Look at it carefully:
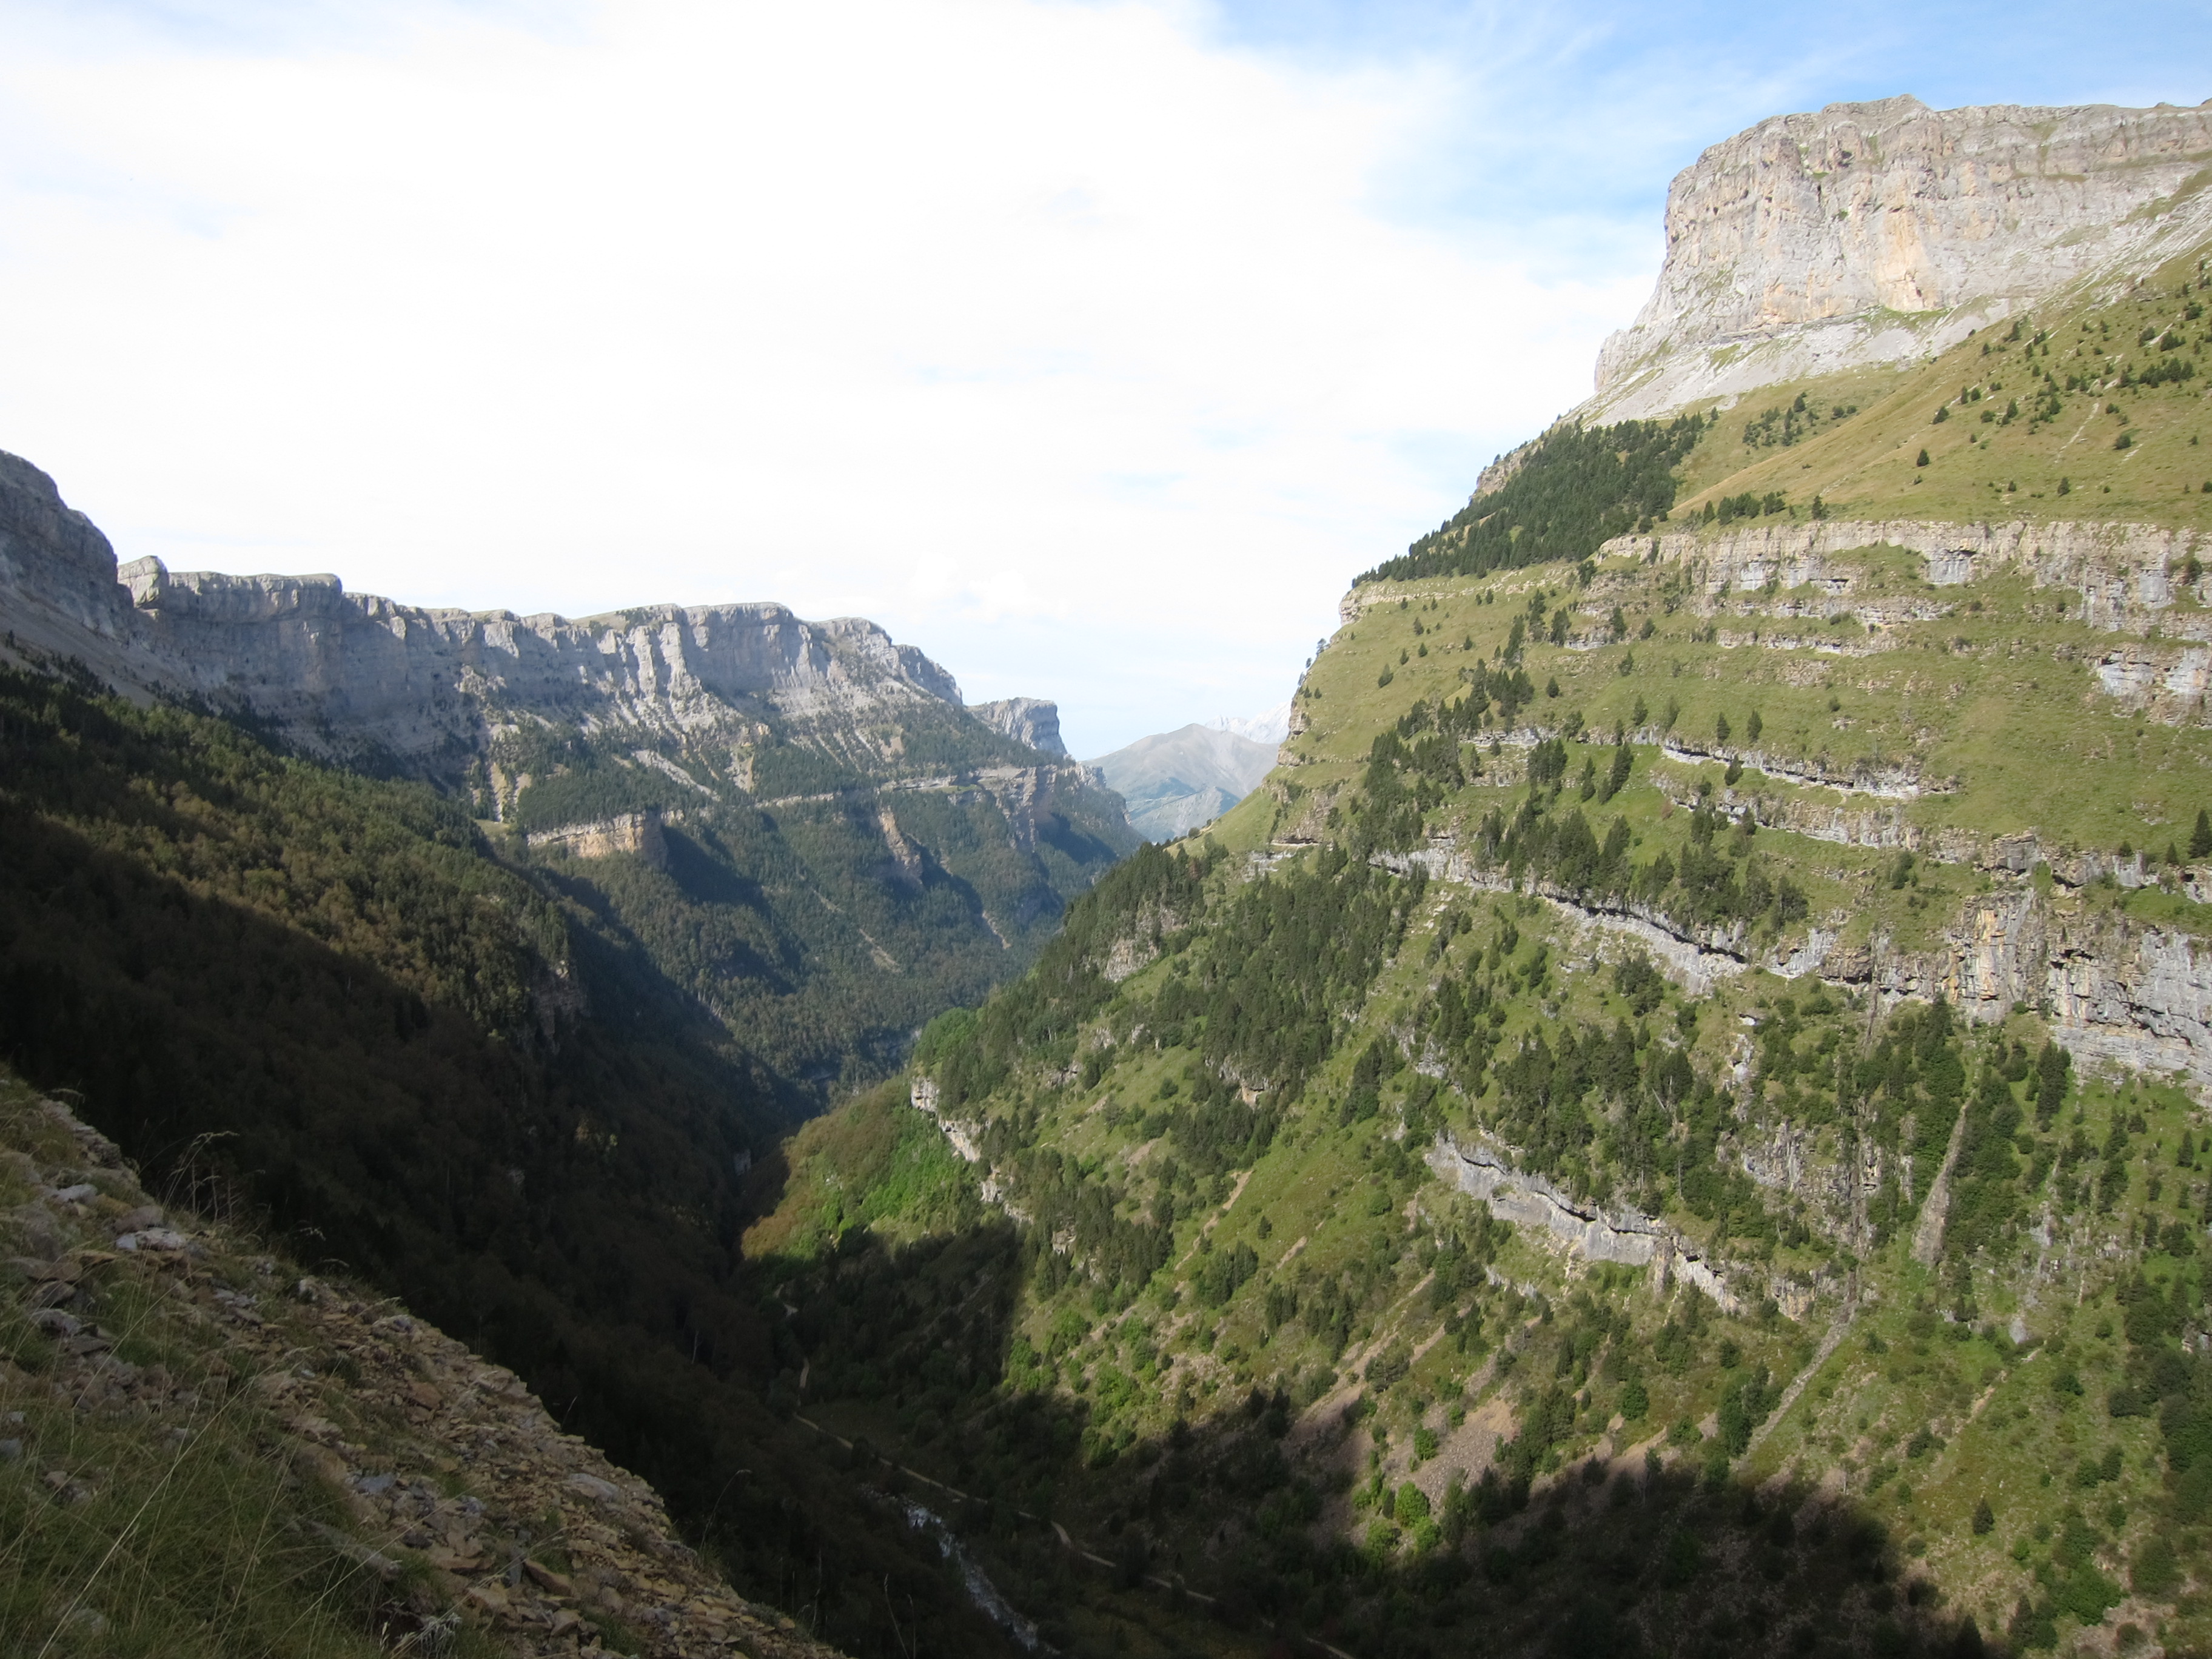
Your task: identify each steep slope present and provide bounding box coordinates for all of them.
[1589,95,2212,421]
[752,518,2212,1655]
[731,245,2212,1659]
[0,450,1137,1091]
[0,663,1032,1659]
[0,1074,844,1659]
[1090,723,1279,842]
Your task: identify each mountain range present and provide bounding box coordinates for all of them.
[10,89,2212,1659]
[0,451,1138,1094]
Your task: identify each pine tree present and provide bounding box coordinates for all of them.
[2191,808,2212,859]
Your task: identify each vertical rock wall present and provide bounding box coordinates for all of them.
[1590,96,2212,419]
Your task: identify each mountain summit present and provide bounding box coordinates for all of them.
[1087,722,1278,841]
[1591,95,2212,420]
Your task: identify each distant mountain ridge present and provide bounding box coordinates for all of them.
[1086,721,1276,842]
[0,450,1074,803]
[0,447,1138,1091]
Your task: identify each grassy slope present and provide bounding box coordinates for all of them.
[739,280,2212,1657]
[1667,247,2212,526]
[758,795,2211,1655]
[1290,546,2212,890]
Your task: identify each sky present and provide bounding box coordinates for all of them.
[0,2,2205,755]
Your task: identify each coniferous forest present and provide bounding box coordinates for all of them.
[1363,414,1708,585]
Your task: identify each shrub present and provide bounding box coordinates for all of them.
[2133,1535,2180,1595]
[1660,1530,1704,1587]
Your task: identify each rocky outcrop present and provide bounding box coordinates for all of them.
[1595,517,2212,725]
[1427,1133,1800,1318]
[1590,96,2212,420]
[1473,441,1538,499]
[970,697,1068,757]
[1935,889,2212,1085]
[1605,514,2212,616]
[525,809,672,867]
[1373,839,1761,992]
[1382,811,2212,1095]
[908,1076,984,1164]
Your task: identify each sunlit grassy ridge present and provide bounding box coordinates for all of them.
[1295,540,2212,891]
[1666,248,2212,528]
[743,309,2212,1652]
[1378,244,2212,599]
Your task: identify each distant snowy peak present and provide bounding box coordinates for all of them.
[1208,702,1291,746]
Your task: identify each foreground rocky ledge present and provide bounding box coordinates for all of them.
[0,1081,843,1659]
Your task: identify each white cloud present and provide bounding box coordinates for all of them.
[0,0,1646,752]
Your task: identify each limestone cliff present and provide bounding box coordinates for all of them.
[0,450,1124,850]
[970,695,1068,757]
[1590,95,2212,420]
[0,447,954,771]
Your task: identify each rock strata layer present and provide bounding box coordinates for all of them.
[0,449,1083,806]
[970,697,1068,757]
[1590,96,2212,420]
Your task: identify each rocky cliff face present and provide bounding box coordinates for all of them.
[1344,509,2212,1110]
[0,449,1125,854]
[1598,514,2212,638]
[970,695,1068,757]
[1591,96,2212,420]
